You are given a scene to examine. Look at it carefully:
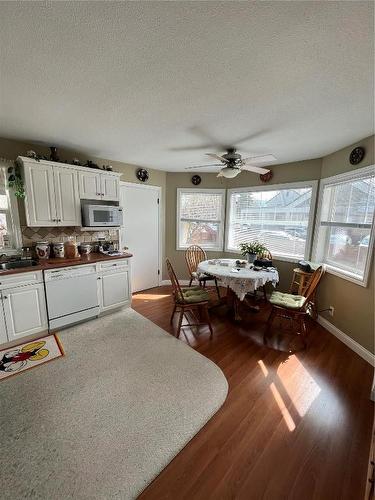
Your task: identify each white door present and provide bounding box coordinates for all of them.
[24,163,57,226]
[99,269,130,312]
[54,167,80,226]
[2,284,48,341]
[120,183,160,292]
[101,174,119,201]
[78,171,102,200]
[0,306,7,344]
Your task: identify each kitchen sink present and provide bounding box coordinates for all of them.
[0,260,38,270]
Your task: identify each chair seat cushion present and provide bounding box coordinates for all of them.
[269,291,306,310]
[178,287,210,304]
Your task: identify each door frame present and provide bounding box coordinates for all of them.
[120,181,162,288]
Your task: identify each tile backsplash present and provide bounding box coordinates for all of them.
[21,226,120,247]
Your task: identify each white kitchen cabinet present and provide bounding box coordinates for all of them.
[78,170,102,200]
[101,174,119,201]
[79,171,120,202]
[98,260,131,313]
[54,167,80,225]
[2,283,48,342]
[0,308,7,344]
[22,159,80,227]
[23,162,57,226]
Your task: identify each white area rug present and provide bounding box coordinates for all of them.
[0,308,228,499]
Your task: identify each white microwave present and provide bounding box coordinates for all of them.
[82,204,123,227]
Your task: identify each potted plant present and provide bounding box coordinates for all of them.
[238,241,267,264]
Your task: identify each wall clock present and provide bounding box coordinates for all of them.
[259,170,273,183]
[349,147,365,165]
[191,175,201,185]
[136,168,149,182]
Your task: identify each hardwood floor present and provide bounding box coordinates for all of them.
[132,286,374,500]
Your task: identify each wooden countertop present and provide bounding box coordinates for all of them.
[0,252,133,276]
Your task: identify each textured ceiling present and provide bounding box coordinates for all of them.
[0,1,374,172]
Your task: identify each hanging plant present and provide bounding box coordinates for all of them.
[7,164,25,198]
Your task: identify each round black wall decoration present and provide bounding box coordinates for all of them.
[349,147,365,165]
[191,175,202,185]
[136,168,149,182]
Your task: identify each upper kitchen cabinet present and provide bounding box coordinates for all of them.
[79,170,120,201]
[20,157,80,227]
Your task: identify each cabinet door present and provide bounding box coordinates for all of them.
[24,163,57,226]
[54,167,80,226]
[0,306,8,345]
[3,284,48,341]
[101,174,119,201]
[99,269,130,312]
[79,171,102,200]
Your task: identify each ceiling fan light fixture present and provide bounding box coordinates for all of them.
[217,167,241,178]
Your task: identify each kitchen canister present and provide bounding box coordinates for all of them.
[64,239,79,259]
[53,242,65,258]
[79,243,92,255]
[35,241,50,260]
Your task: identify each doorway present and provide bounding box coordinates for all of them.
[119,182,161,292]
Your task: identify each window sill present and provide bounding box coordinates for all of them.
[324,264,368,287]
[177,246,224,252]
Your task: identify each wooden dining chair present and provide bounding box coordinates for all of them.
[166,258,213,338]
[265,266,325,348]
[185,245,220,299]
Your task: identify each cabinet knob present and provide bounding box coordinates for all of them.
[102,193,104,196]
[97,277,102,280]
[3,296,7,300]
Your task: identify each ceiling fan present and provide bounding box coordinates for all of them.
[185,148,276,178]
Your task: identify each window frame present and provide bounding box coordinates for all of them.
[0,188,22,255]
[312,165,375,287]
[176,188,226,251]
[225,180,318,262]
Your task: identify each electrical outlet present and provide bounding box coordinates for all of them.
[329,306,334,317]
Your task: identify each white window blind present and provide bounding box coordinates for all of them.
[314,166,375,284]
[226,182,317,260]
[177,189,225,250]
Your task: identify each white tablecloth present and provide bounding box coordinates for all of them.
[197,259,279,301]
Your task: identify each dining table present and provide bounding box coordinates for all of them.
[197,258,279,320]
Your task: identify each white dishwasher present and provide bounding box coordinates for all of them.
[44,265,99,330]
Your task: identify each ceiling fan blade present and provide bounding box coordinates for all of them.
[241,165,271,174]
[243,154,277,164]
[205,153,227,163]
[169,143,219,152]
[185,164,223,170]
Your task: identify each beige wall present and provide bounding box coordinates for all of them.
[318,135,374,352]
[165,140,374,354]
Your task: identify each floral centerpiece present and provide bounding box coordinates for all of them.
[238,241,268,264]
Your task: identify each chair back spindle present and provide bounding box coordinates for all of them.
[303,266,325,305]
[166,258,185,304]
[185,245,207,277]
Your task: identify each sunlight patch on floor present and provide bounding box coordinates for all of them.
[132,293,170,301]
[276,355,321,417]
[269,382,296,432]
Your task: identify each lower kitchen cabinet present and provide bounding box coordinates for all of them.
[1,283,48,342]
[98,268,130,312]
[0,308,7,344]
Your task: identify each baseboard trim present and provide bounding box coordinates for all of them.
[317,315,374,367]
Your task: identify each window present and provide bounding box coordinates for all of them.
[226,181,318,260]
[177,188,225,250]
[0,164,21,253]
[313,166,375,286]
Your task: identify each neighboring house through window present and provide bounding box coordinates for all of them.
[225,181,318,261]
[176,188,225,251]
[313,165,375,286]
